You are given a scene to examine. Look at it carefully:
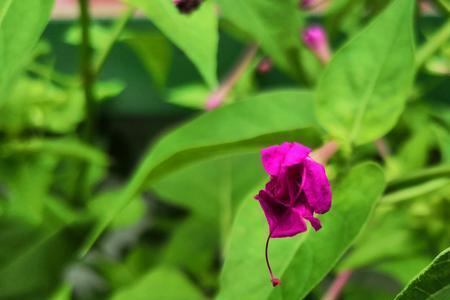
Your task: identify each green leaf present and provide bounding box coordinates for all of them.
[162,216,218,277]
[315,0,415,145]
[394,247,450,300]
[80,89,319,256]
[110,267,206,300]
[124,0,218,87]
[216,162,385,300]
[217,0,302,77]
[126,31,172,90]
[0,0,54,95]
[152,153,264,224]
[0,221,76,299]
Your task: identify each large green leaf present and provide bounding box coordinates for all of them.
[124,0,218,87]
[315,0,415,145]
[394,247,450,300]
[110,267,206,300]
[217,0,302,77]
[152,153,264,224]
[0,0,54,95]
[217,162,385,300]
[80,89,319,255]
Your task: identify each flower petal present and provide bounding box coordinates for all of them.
[302,157,332,214]
[294,203,322,231]
[256,189,307,238]
[261,142,311,176]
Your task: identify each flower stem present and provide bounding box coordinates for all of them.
[322,270,352,300]
[416,18,450,69]
[205,44,259,110]
[310,141,340,165]
[265,231,281,287]
[79,0,96,142]
[94,6,134,73]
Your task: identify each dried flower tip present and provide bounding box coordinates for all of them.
[173,0,202,14]
[302,25,331,64]
[271,277,281,287]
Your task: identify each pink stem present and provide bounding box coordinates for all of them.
[310,140,340,165]
[205,44,259,110]
[322,270,352,300]
[374,138,391,160]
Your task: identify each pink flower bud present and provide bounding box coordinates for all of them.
[302,25,331,64]
[173,0,202,14]
[257,57,273,74]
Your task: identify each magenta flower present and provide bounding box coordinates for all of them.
[302,25,331,64]
[255,142,332,286]
[173,0,202,14]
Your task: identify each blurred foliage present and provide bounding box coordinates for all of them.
[0,0,449,299]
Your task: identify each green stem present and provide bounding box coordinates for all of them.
[94,7,134,73]
[416,19,450,69]
[79,0,96,142]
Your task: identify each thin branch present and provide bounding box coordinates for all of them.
[322,270,353,300]
[205,44,259,110]
[94,7,134,73]
[416,18,450,69]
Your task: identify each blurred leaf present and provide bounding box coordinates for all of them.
[0,155,57,224]
[49,284,72,300]
[0,77,84,134]
[0,221,76,299]
[0,0,54,95]
[394,247,450,300]
[162,216,218,278]
[95,79,126,101]
[89,190,146,230]
[65,23,116,50]
[167,83,209,109]
[339,209,425,270]
[376,256,431,285]
[217,0,302,77]
[383,178,450,204]
[433,124,450,163]
[152,153,264,224]
[110,267,206,300]
[0,138,109,166]
[396,126,435,174]
[126,31,172,89]
[217,163,385,300]
[81,89,319,255]
[316,0,415,145]
[124,0,218,87]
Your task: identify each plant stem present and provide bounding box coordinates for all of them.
[94,7,134,73]
[310,140,340,165]
[322,270,353,300]
[205,44,259,110]
[416,18,450,69]
[79,0,96,142]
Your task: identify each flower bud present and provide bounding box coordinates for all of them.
[301,25,331,64]
[257,57,273,74]
[173,0,202,14]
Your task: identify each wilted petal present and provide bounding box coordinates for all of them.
[294,203,322,231]
[256,190,307,238]
[302,157,331,214]
[261,142,311,176]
